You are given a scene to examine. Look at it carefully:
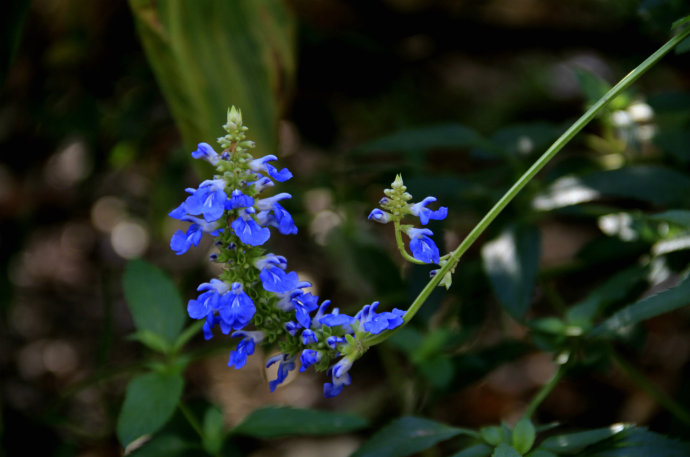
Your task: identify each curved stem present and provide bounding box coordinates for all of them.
[365,27,690,347]
[394,220,425,264]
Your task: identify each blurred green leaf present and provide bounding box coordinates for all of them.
[129,0,295,153]
[526,450,558,457]
[129,330,172,354]
[448,444,493,457]
[476,122,562,158]
[129,434,197,457]
[591,272,690,337]
[352,416,476,457]
[654,130,690,163]
[492,443,522,457]
[481,426,508,446]
[356,124,485,154]
[123,259,185,345]
[648,209,690,227]
[202,406,226,455]
[232,406,368,438]
[539,425,628,454]
[512,418,536,454]
[535,166,690,210]
[482,225,541,320]
[117,372,185,448]
[566,264,648,326]
[583,426,690,457]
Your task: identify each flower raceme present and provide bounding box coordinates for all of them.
[170,107,408,397]
[368,174,447,266]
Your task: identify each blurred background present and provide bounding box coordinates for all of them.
[2,0,690,455]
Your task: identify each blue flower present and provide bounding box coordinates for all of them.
[266,353,296,392]
[170,224,203,255]
[259,267,300,293]
[218,282,256,330]
[191,142,220,165]
[326,335,347,349]
[300,349,322,372]
[284,321,301,335]
[323,358,353,398]
[252,176,274,193]
[410,197,448,225]
[301,329,318,345]
[354,301,406,335]
[184,179,228,222]
[320,309,354,329]
[187,280,233,339]
[258,202,298,235]
[226,189,254,210]
[231,208,270,246]
[368,208,391,224]
[228,330,264,369]
[249,155,293,182]
[291,292,319,328]
[406,227,441,264]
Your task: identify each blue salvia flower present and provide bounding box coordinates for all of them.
[228,330,264,369]
[410,196,448,225]
[406,227,441,264]
[171,107,414,398]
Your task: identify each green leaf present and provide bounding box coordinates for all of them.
[583,426,690,457]
[232,406,368,438]
[525,450,558,457]
[481,426,508,446]
[535,166,690,210]
[566,265,648,326]
[117,372,185,448]
[654,130,690,163]
[512,418,536,454]
[448,444,493,457]
[123,259,185,346]
[128,434,197,457]
[648,209,690,228]
[539,425,628,453]
[202,406,226,455]
[352,416,476,457]
[355,124,485,153]
[172,321,205,353]
[129,330,172,354]
[129,0,295,154]
[482,225,541,320]
[492,443,522,457]
[591,273,690,337]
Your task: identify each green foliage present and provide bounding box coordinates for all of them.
[123,259,185,347]
[117,372,185,448]
[231,406,369,438]
[592,272,690,337]
[352,416,477,457]
[128,0,295,154]
[481,224,541,320]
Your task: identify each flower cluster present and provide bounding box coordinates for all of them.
[368,175,447,265]
[170,107,406,397]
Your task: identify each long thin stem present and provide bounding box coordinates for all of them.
[178,401,204,439]
[365,27,690,347]
[609,347,690,427]
[524,364,566,419]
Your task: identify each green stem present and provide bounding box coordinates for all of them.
[609,347,690,427]
[365,27,690,347]
[525,364,566,419]
[394,220,425,264]
[179,401,204,439]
